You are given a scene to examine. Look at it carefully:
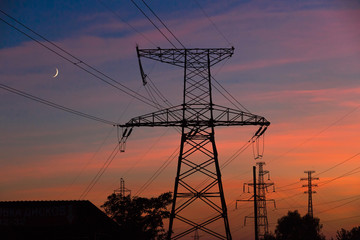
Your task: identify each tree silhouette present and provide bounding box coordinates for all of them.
[336,226,360,240]
[275,210,325,240]
[101,192,172,240]
[263,232,277,240]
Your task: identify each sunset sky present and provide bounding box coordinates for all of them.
[1,0,360,239]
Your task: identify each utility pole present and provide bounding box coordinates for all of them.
[300,171,319,217]
[118,47,270,239]
[114,178,131,199]
[236,166,258,240]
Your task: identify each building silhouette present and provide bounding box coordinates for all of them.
[0,200,121,240]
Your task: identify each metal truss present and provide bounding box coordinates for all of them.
[118,47,270,239]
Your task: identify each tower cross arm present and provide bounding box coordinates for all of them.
[212,105,270,127]
[137,47,235,68]
[118,105,184,128]
[118,105,270,128]
[117,104,270,152]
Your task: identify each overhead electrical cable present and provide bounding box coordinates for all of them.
[130,0,177,48]
[317,194,360,206]
[0,83,116,125]
[268,103,360,164]
[276,181,302,190]
[221,140,253,169]
[318,166,360,187]
[59,127,115,198]
[134,146,179,196]
[140,0,186,48]
[135,134,255,198]
[105,1,249,115]
[191,0,249,113]
[96,1,182,121]
[60,86,143,197]
[0,10,159,109]
[177,136,256,207]
[105,1,256,198]
[277,152,360,191]
[316,196,360,215]
[276,185,303,192]
[315,152,360,177]
[322,214,360,223]
[146,76,174,108]
[192,0,232,46]
[95,1,181,112]
[212,76,251,113]
[275,162,360,205]
[79,143,120,199]
[96,0,157,47]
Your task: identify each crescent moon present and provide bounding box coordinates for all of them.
[53,68,59,78]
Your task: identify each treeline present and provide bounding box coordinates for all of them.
[264,210,360,240]
[101,191,359,240]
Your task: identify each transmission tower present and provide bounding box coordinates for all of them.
[300,171,319,217]
[238,162,275,239]
[256,162,275,237]
[114,178,131,199]
[193,229,200,240]
[118,47,270,240]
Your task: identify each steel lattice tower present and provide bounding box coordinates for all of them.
[256,162,275,238]
[240,162,275,239]
[118,47,270,239]
[114,178,131,199]
[300,171,319,217]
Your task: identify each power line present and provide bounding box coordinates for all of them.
[130,1,251,115]
[96,2,180,115]
[318,165,360,187]
[59,86,143,197]
[212,77,251,113]
[130,0,177,48]
[221,140,253,169]
[277,152,360,191]
[268,103,360,164]
[140,0,185,48]
[134,146,179,196]
[96,0,157,47]
[0,82,117,125]
[79,143,120,199]
[122,3,251,116]
[192,0,232,46]
[0,9,159,108]
[96,2,183,128]
[315,152,360,177]
[316,195,360,215]
[322,214,360,223]
[318,194,360,206]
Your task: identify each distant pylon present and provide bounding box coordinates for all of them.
[256,162,275,237]
[237,162,275,239]
[114,178,131,199]
[193,229,200,240]
[300,171,319,217]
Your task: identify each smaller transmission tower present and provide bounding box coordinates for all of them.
[237,163,275,239]
[193,229,200,240]
[300,171,319,217]
[256,162,275,237]
[114,178,131,199]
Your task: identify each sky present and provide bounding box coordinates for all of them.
[1,0,360,239]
